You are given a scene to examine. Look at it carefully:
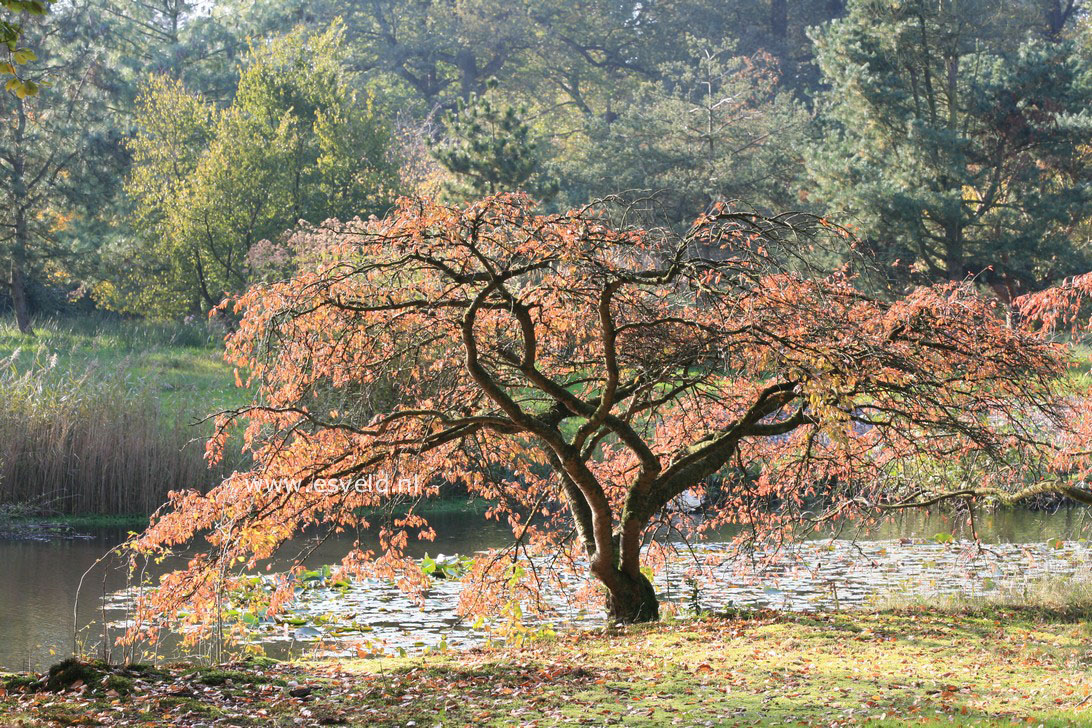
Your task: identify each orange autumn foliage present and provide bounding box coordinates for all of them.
[124,194,1092,641]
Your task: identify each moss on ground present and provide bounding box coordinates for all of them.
[193,668,282,687]
[1,610,1091,726]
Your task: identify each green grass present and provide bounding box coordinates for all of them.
[2,610,1091,726]
[0,316,249,515]
[0,315,250,423]
[0,315,493,518]
[878,573,1092,621]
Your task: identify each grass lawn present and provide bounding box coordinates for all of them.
[2,609,1091,726]
[0,316,250,424]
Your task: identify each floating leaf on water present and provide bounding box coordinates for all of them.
[293,626,323,640]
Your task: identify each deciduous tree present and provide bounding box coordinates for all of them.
[105,23,397,318]
[125,195,1092,638]
[0,0,53,98]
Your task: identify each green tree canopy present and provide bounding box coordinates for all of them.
[430,82,558,202]
[807,0,1092,295]
[562,39,808,226]
[97,0,240,104]
[103,22,398,318]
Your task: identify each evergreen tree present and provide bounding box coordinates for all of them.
[0,0,111,333]
[807,0,1092,295]
[564,39,808,226]
[96,0,240,104]
[431,81,558,202]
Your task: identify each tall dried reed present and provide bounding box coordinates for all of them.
[0,322,235,515]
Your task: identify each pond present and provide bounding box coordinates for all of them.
[1,506,1089,672]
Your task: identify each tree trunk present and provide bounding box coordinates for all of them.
[603,568,659,624]
[10,100,32,335]
[10,204,32,335]
[943,219,964,282]
[9,257,31,335]
[769,0,793,82]
[770,0,788,42]
[456,49,479,102]
[1046,0,1077,39]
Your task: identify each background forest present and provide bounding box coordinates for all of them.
[1,0,1090,333]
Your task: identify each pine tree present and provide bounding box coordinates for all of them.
[431,80,558,202]
[0,0,111,333]
[807,0,1092,296]
[565,38,808,226]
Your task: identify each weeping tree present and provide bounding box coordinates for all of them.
[125,195,1092,636]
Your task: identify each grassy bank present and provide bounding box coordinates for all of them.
[0,317,248,516]
[2,609,1092,726]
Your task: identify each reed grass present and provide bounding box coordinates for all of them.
[0,317,247,516]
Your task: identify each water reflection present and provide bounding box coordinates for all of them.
[1,507,1089,671]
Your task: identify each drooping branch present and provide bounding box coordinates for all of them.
[124,194,1092,638]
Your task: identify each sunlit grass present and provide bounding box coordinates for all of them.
[0,315,250,421]
[0,316,249,515]
[3,610,1090,726]
[878,572,1092,620]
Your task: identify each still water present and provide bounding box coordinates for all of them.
[1,507,1089,672]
